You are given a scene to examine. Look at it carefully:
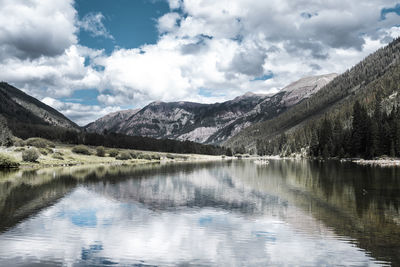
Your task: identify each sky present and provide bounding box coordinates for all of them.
[0,0,399,125]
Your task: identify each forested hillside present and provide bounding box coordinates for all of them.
[225,37,400,159]
[0,82,80,130]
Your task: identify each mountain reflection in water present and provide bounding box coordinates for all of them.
[0,160,398,266]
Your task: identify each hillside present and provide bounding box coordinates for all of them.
[225,37,400,155]
[85,73,336,144]
[0,82,80,130]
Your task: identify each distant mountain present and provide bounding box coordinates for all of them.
[225,37,400,153]
[85,73,337,144]
[0,82,80,130]
[85,109,140,134]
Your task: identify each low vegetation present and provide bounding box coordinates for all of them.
[22,148,40,162]
[116,151,131,160]
[12,137,24,147]
[0,136,223,169]
[96,146,105,157]
[108,149,119,157]
[25,137,55,148]
[0,153,19,168]
[52,151,64,160]
[72,145,91,155]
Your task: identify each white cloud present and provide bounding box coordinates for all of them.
[168,0,182,9]
[0,0,399,124]
[157,12,180,33]
[92,0,400,108]
[79,12,114,40]
[0,0,77,60]
[42,97,121,126]
[0,45,102,99]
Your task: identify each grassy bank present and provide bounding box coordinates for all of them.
[0,138,225,169]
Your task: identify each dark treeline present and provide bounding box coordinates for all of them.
[257,96,400,159]
[6,120,227,155]
[310,98,400,159]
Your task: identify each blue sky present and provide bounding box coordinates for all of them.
[76,0,170,54]
[0,0,399,125]
[61,0,171,108]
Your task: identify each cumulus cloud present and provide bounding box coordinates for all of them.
[0,0,77,61]
[42,97,121,125]
[157,12,180,33]
[0,0,399,124]
[0,45,103,99]
[79,12,114,40]
[92,0,400,106]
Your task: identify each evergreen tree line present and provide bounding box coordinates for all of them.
[310,98,400,159]
[6,120,227,155]
[257,96,400,159]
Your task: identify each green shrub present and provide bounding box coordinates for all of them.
[72,145,91,155]
[0,153,19,168]
[39,148,48,155]
[129,151,139,159]
[96,146,105,157]
[116,151,131,160]
[12,137,25,147]
[38,148,53,155]
[166,154,175,159]
[141,154,152,160]
[135,153,144,159]
[176,155,189,161]
[52,152,64,160]
[108,149,119,157]
[22,148,40,162]
[151,154,161,160]
[25,137,55,148]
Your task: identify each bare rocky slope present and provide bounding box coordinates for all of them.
[85,73,337,144]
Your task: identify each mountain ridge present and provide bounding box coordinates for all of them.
[0,82,80,131]
[85,73,337,144]
[225,37,400,154]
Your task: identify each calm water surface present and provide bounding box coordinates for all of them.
[0,160,399,266]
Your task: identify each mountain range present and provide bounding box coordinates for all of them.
[85,73,337,144]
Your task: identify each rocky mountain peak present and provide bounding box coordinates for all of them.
[85,73,337,144]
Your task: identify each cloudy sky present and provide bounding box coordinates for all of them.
[0,0,399,125]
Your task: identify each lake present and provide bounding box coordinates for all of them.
[0,160,399,266]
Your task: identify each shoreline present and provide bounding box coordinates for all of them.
[0,144,228,171]
[258,155,400,167]
[351,158,400,167]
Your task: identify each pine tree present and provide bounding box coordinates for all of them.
[351,101,368,157]
[365,117,378,159]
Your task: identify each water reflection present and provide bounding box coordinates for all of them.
[0,160,398,266]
